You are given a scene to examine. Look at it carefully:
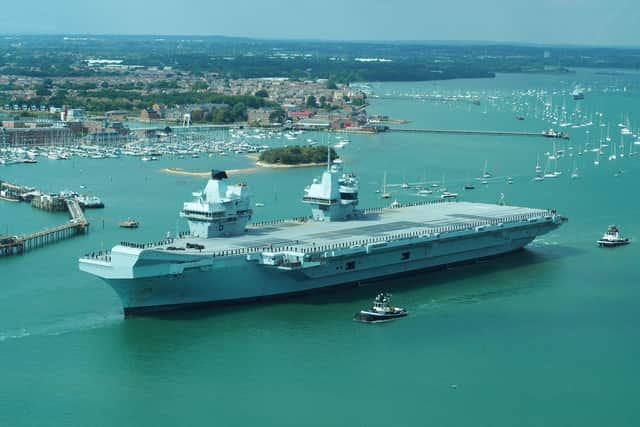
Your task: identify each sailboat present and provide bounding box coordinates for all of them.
[380,171,391,199]
[535,155,542,173]
[608,140,617,161]
[481,160,492,179]
[543,157,557,178]
[570,161,580,179]
[400,173,410,189]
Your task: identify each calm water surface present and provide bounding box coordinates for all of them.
[1,69,639,426]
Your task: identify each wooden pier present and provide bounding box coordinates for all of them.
[0,198,89,257]
[388,128,543,137]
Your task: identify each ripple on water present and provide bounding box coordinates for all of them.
[0,311,123,342]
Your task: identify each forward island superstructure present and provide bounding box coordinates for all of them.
[79,160,566,315]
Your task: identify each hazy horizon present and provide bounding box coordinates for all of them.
[1,0,639,47]
[2,33,640,49]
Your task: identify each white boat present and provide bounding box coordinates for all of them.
[481,160,492,179]
[570,162,579,179]
[597,225,629,247]
[354,293,407,322]
[543,158,557,178]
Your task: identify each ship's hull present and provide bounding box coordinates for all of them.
[84,219,559,315]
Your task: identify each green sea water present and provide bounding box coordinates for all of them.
[1,69,639,426]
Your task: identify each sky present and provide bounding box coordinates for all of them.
[1,0,639,47]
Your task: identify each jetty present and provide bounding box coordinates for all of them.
[0,182,91,257]
[0,180,36,201]
[0,198,89,257]
[387,128,569,139]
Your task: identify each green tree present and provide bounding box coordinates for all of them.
[214,107,233,123]
[35,86,52,97]
[268,108,287,124]
[190,108,204,122]
[258,145,337,165]
[193,81,208,90]
[306,95,318,108]
[254,89,269,98]
[325,80,338,89]
[232,102,247,121]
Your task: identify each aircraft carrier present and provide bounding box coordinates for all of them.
[79,160,566,315]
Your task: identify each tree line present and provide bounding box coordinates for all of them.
[258,145,338,165]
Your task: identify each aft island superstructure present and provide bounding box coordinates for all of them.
[79,160,566,315]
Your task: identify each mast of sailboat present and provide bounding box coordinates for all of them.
[383,171,387,193]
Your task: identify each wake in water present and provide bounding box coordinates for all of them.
[531,237,561,247]
[0,312,122,343]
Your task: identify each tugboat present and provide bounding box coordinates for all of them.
[354,293,408,322]
[597,225,629,247]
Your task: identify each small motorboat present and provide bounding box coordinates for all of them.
[119,218,139,229]
[597,225,629,247]
[354,293,408,322]
[464,184,475,190]
[441,191,458,199]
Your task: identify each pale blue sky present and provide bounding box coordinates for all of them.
[1,0,638,46]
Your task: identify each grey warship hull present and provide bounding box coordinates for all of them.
[80,200,564,315]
